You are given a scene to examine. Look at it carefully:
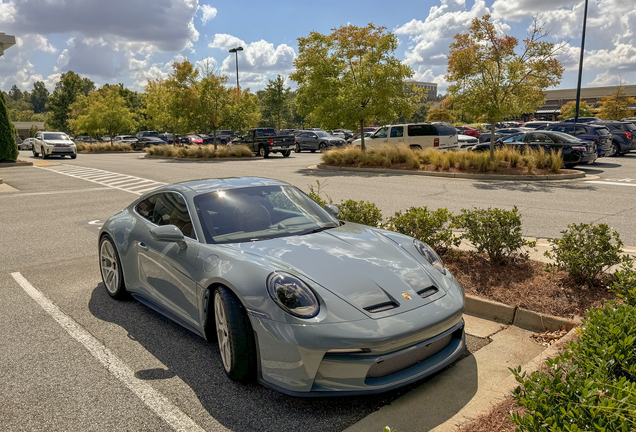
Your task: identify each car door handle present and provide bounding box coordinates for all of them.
[138,242,149,251]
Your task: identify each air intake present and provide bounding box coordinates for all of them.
[417,286,438,299]
[364,301,398,313]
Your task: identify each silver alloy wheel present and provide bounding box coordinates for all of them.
[100,240,119,294]
[215,292,231,373]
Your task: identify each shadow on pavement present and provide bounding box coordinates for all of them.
[88,284,478,432]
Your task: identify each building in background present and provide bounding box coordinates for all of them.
[528,85,636,121]
[404,80,438,102]
[0,32,16,57]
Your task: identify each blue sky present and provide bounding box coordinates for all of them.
[1,0,635,94]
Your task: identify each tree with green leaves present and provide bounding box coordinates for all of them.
[559,99,595,120]
[260,75,292,130]
[291,24,420,150]
[426,108,454,123]
[226,88,260,133]
[31,81,49,114]
[446,15,564,159]
[0,92,18,162]
[69,88,137,144]
[8,85,23,102]
[29,124,39,137]
[597,86,636,120]
[45,71,95,133]
[195,72,231,149]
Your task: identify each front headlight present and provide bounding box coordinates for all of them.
[267,272,320,319]
[413,239,446,275]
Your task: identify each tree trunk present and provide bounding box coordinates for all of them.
[489,122,496,160]
[213,128,218,150]
[360,119,365,152]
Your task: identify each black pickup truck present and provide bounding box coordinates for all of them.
[231,128,295,158]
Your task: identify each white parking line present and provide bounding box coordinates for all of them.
[586,181,636,187]
[37,165,166,195]
[10,272,220,432]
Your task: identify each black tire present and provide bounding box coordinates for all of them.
[282,150,291,157]
[259,145,269,158]
[99,235,127,299]
[71,154,77,159]
[42,149,49,159]
[294,144,301,153]
[610,142,620,157]
[32,147,39,157]
[410,145,422,150]
[319,142,327,152]
[213,287,256,381]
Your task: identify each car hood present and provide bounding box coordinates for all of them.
[234,225,445,318]
[45,139,74,145]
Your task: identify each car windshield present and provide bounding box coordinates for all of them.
[43,133,69,140]
[315,131,329,137]
[193,185,339,244]
[549,131,581,143]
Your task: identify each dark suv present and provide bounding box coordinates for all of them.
[589,121,636,156]
[538,123,612,158]
[563,117,602,123]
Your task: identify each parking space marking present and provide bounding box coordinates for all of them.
[36,165,166,195]
[10,272,217,432]
[585,181,636,187]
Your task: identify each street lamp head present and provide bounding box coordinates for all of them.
[228,46,244,53]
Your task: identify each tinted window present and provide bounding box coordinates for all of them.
[373,127,388,138]
[573,127,587,136]
[255,129,276,137]
[549,132,581,143]
[315,131,329,137]
[43,132,69,140]
[604,124,620,131]
[408,124,436,136]
[390,126,404,138]
[594,127,610,136]
[149,193,195,239]
[135,195,158,221]
[624,123,636,131]
[502,133,525,143]
[434,124,456,136]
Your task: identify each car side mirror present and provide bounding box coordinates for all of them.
[150,225,186,249]
[324,204,340,218]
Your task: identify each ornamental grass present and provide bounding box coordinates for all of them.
[321,144,563,173]
[76,142,134,152]
[145,144,253,158]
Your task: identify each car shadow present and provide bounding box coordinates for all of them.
[88,284,478,432]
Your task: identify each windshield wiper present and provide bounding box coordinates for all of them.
[301,225,337,236]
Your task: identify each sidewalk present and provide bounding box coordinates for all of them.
[344,315,575,432]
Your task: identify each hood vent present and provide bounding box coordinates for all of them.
[364,301,399,313]
[417,286,438,299]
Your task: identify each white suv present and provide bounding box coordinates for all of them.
[352,123,458,150]
[33,131,77,159]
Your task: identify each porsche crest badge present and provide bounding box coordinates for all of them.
[401,292,412,300]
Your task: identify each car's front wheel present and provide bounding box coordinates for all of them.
[294,144,301,153]
[42,149,49,159]
[32,147,39,157]
[99,235,127,299]
[214,287,256,381]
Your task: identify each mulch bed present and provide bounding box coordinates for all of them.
[444,250,616,319]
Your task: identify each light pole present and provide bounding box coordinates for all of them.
[574,0,589,123]
[228,46,244,89]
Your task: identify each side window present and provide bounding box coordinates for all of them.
[373,127,388,138]
[151,193,195,239]
[390,126,404,138]
[574,127,587,136]
[135,195,158,222]
[408,124,436,136]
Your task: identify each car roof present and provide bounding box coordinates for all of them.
[144,177,291,197]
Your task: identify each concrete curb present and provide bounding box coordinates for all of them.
[0,159,34,168]
[315,163,586,180]
[466,294,582,332]
[144,155,258,162]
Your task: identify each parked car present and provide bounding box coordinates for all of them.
[114,135,138,145]
[331,129,354,140]
[522,121,556,129]
[348,131,373,143]
[136,131,161,140]
[98,177,466,395]
[214,130,235,144]
[455,126,481,138]
[352,123,458,151]
[470,131,597,168]
[589,121,636,156]
[456,134,479,151]
[134,137,165,151]
[75,135,99,143]
[230,128,295,158]
[563,117,602,123]
[294,131,346,153]
[32,131,77,159]
[538,123,613,158]
[19,137,34,150]
[179,135,204,145]
[159,133,180,144]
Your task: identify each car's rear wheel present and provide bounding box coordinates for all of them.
[410,145,422,150]
[282,150,291,157]
[214,287,256,381]
[610,142,620,157]
[99,235,127,299]
[259,145,269,158]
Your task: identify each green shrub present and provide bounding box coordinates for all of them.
[0,92,18,162]
[386,207,459,254]
[545,223,628,286]
[453,206,535,263]
[511,302,636,432]
[609,262,636,306]
[336,200,383,227]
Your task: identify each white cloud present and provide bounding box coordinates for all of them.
[588,71,627,87]
[0,0,16,24]
[208,34,246,51]
[491,0,575,22]
[199,4,217,24]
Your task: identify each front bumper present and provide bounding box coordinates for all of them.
[44,145,76,156]
[250,287,465,396]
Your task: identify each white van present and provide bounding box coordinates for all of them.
[351,123,458,150]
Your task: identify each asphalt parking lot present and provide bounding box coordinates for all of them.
[2,150,636,431]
